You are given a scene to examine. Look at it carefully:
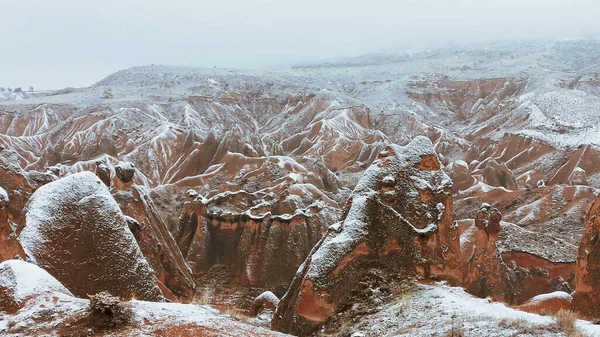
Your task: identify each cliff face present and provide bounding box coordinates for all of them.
[573,193,600,318]
[111,166,196,302]
[175,183,338,288]
[272,137,460,335]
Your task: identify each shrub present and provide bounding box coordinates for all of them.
[554,309,584,337]
[88,292,132,329]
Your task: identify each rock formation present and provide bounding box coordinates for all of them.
[0,260,73,314]
[461,204,504,300]
[175,188,337,288]
[249,291,280,317]
[18,172,165,301]
[481,160,518,190]
[518,291,573,315]
[446,160,475,193]
[573,193,600,318]
[272,137,460,335]
[95,160,111,187]
[112,166,196,302]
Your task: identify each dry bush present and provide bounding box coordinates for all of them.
[499,318,527,329]
[554,309,585,337]
[88,292,132,329]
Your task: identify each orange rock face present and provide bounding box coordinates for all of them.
[573,193,600,318]
[272,137,460,335]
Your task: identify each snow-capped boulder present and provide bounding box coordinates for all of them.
[481,160,517,190]
[0,260,72,313]
[272,137,460,335]
[249,290,279,317]
[446,160,475,192]
[18,172,165,301]
[518,291,572,315]
[115,161,135,184]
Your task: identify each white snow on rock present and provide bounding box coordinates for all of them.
[525,291,573,305]
[0,260,72,308]
[0,187,8,208]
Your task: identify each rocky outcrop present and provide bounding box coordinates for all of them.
[481,160,518,190]
[249,291,280,317]
[462,204,504,300]
[446,160,475,193]
[0,260,73,313]
[112,174,196,302]
[18,172,165,301]
[95,160,111,187]
[175,188,337,288]
[517,291,573,315]
[573,193,600,318]
[272,137,460,335]
[0,151,43,262]
[498,223,576,305]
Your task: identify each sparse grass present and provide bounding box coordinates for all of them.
[554,309,585,337]
[222,305,249,323]
[444,317,465,337]
[499,318,527,329]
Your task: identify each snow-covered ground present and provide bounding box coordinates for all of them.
[336,283,600,337]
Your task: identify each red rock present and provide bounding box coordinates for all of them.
[481,159,518,190]
[462,204,504,300]
[272,136,460,335]
[18,172,165,302]
[446,160,475,193]
[0,260,73,314]
[113,183,196,302]
[517,291,572,315]
[573,192,600,318]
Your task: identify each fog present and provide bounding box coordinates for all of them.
[2,0,600,89]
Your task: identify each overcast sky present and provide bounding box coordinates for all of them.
[2,0,600,89]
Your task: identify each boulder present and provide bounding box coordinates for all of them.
[249,291,280,317]
[446,160,475,193]
[95,160,111,187]
[0,260,72,313]
[272,136,460,335]
[518,291,572,315]
[482,160,517,190]
[18,172,165,301]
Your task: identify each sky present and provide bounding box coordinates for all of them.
[2,0,600,89]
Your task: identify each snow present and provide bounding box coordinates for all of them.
[0,260,72,304]
[345,283,600,336]
[0,186,8,205]
[526,291,572,304]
